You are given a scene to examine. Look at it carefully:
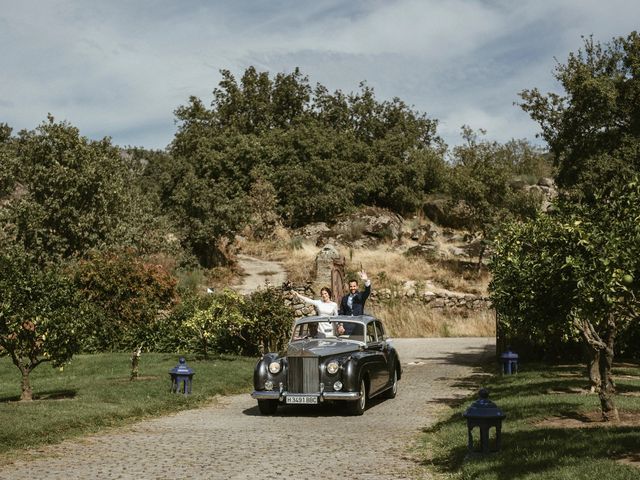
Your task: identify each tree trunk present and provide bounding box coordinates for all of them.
[584,344,601,393]
[598,317,619,422]
[202,337,208,360]
[130,346,141,381]
[20,368,33,401]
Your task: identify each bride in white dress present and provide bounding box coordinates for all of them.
[292,287,338,336]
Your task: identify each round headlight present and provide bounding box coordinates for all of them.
[333,381,343,391]
[326,361,339,375]
[268,361,281,374]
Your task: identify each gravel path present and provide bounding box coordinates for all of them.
[231,255,288,295]
[0,337,495,480]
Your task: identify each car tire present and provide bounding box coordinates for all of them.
[384,367,398,399]
[347,378,367,416]
[257,399,278,415]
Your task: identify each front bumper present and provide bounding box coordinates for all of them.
[251,390,360,401]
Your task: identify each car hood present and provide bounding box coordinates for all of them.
[287,338,360,358]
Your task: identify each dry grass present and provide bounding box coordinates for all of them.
[279,243,319,283]
[238,239,490,295]
[345,245,489,295]
[235,226,296,259]
[369,301,496,338]
[207,266,240,289]
[237,235,495,338]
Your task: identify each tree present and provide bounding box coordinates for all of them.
[0,123,16,199]
[164,66,445,239]
[519,31,640,197]
[0,116,155,264]
[71,248,178,352]
[490,215,584,371]
[447,127,544,267]
[0,246,86,401]
[491,179,640,421]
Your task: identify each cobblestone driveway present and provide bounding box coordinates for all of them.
[0,338,494,480]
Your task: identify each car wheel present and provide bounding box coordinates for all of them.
[384,367,398,399]
[347,379,367,416]
[257,399,278,415]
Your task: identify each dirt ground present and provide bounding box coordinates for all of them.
[231,254,288,294]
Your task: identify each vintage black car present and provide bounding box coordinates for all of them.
[251,315,401,415]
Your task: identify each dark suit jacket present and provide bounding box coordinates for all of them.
[339,283,371,316]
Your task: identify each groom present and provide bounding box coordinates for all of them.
[339,270,371,316]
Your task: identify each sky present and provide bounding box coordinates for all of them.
[1,0,639,151]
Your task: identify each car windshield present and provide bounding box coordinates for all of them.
[291,321,365,343]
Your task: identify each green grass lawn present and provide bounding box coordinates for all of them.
[419,362,640,479]
[0,353,255,455]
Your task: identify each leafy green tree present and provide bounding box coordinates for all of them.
[0,123,16,199]
[447,127,544,266]
[0,116,157,264]
[72,248,178,352]
[0,246,86,401]
[164,66,445,239]
[490,215,582,366]
[491,179,640,421]
[519,31,640,197]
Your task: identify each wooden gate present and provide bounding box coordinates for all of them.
[331,257,346,304]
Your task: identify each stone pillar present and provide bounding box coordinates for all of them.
[314,244,342,301]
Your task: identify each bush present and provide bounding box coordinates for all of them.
[72,248,178,351]
[151,292,215,353]
[181,288,294,357]
[242,288,294,355]
[183,289,248,357]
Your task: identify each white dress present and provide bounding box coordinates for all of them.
[296,294,338,335]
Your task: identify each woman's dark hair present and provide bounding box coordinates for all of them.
[321,287,332,298]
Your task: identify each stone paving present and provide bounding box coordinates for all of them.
[0,338,495,480]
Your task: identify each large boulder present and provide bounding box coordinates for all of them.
[522,178,558,212]
[409,223,439,244]
[422,194,470,229]
[296,222,331,243]
[316,207,404,247]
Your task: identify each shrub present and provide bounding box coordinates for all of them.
[242,288,294,355]
[183,289,248,357]
[151,292,215,353]
[72,248,178,351]
[182,288,294,357]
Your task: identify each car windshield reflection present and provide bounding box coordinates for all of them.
[291,321,365,343]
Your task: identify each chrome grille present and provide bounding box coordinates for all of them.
[287,357,319,393]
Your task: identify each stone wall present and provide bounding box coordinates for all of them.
[370,288,491,310]
[283,286,320,318]
[282,284,491,318]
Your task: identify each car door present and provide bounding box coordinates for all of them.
[374,321,394,388]
[365,321,388,394]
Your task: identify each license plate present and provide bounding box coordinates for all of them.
[286,395,318,404]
